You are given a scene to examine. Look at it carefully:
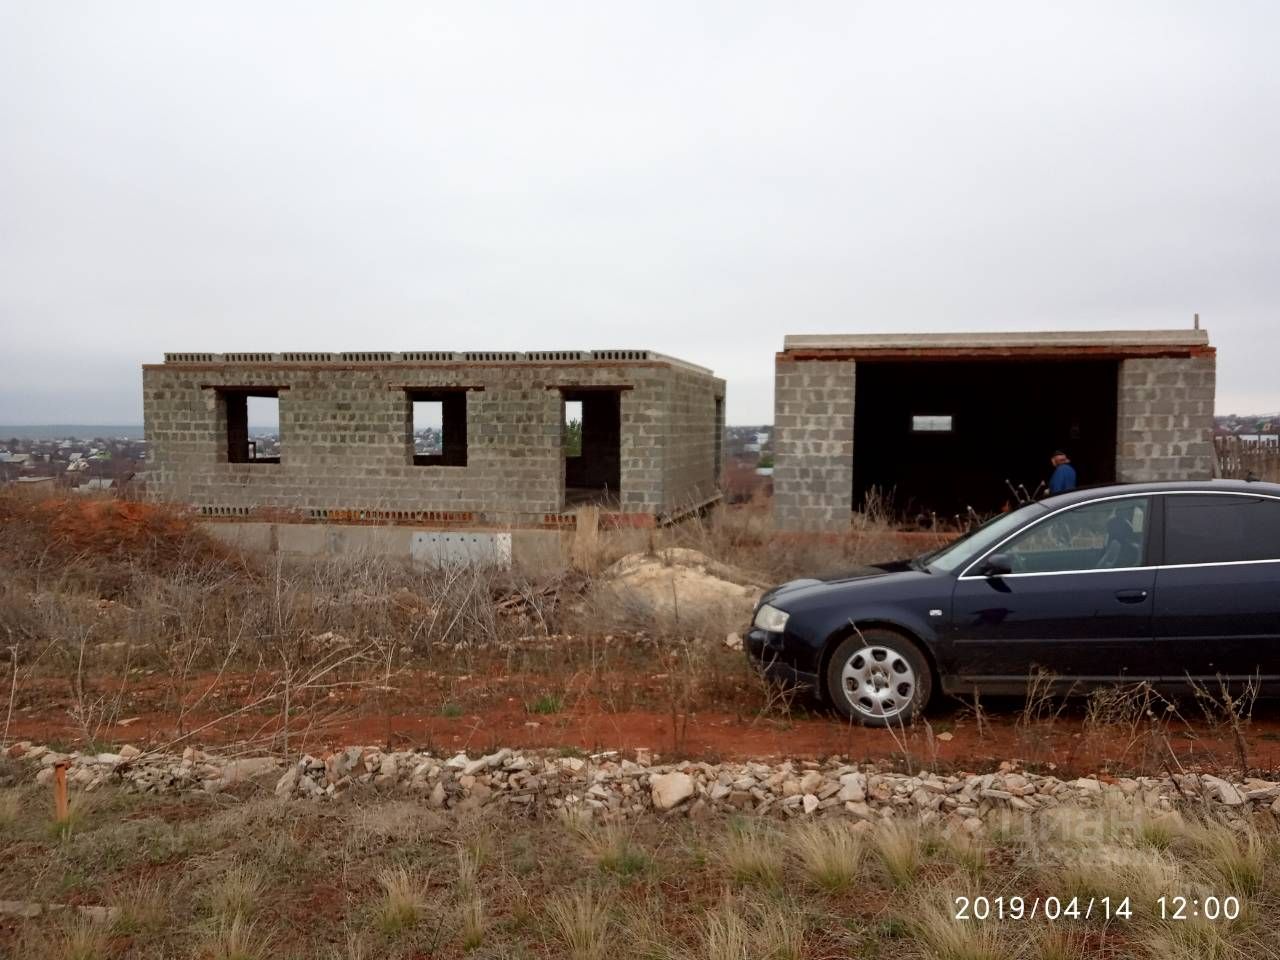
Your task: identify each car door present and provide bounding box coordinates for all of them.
[949,495,1160,685]
[1153,493,1280,684]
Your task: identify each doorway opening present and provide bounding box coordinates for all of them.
[562,389,621,508]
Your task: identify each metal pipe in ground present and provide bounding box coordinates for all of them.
[53,761,68,824]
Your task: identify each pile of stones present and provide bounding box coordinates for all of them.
[7,741,1278,831]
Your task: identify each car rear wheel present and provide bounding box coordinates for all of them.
[825,628,932,726]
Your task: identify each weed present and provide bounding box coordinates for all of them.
[440,702,464,718]
[526,694,564,715]
[48,794,93,843]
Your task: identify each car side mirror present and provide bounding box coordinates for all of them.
[980,553,1013,577]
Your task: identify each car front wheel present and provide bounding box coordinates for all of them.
[825,628,932,727]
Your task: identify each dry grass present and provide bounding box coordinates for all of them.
[0,789,19,832]
[575,821,651,877]
[910,894,1010,960]
[718,818,784,886]
[373,866,426,935]
[1185,819,1266,895]
[700,903,752,960]
[2,781,1280,959]
[108,877,168,934]
[1055,847,1181,909]
[546,888,611,960]
[459,894,485,950]
[203,913,269,960]
[792,820,863,891]
[207,863,266,921]
[933,829,988,878]
[697,899,805,960]
[873,820,923,888]
[22,917,111,960]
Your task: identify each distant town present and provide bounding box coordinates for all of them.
[1,414,1272,495]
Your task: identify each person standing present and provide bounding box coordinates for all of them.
[1049,450,1077,494]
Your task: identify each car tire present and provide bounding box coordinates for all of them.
[825,628,933,727]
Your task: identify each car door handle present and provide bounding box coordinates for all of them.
[1114,589,1149,604]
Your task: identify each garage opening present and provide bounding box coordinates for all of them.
[852,360,1118,517]
[563,388,621,508]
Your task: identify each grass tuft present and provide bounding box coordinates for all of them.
[109,877,168,934]
[207,863,266,921]
[874,820,922,888]
[578,822,650,877]
[546,888,611,960]
[204,913,268,960]
[459,894,484,950]
[526,694,564,715]
[793,820,862,891]
[1186,819,1265,895]
[719,819,784,886]
[374,866,426,935]
[910,896,1010,960]
[0,789,19,833]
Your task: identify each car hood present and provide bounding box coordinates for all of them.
[759,560,925,610]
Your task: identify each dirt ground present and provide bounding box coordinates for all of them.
[10,663,1280,779]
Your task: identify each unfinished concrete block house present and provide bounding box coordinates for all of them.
[143,350,725,565]
[774,329,1216,532]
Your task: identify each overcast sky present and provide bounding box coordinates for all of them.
[2,2,1277,425]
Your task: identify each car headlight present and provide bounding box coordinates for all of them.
[753,603,790,633]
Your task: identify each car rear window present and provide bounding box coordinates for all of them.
[1164,495,1280,565]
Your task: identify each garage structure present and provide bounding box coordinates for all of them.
[773,330,1216,531]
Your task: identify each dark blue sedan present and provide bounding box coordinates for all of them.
[746,480,1280,726]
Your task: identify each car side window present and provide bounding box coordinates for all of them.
[999,498,1151,573]
[1164,495,1280,565]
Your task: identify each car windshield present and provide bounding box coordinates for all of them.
[922,502,1048,573]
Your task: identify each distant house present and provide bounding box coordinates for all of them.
[14,476,56,495]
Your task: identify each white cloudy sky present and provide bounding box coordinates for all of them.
[2,1,1277,425]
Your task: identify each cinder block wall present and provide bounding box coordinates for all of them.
[773,357,856,532]
[661,368,728,513]
[1115,356,1217,482]
[143,355,722,525]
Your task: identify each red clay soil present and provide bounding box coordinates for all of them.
[8,670,1280,777]
[0,493,235,567]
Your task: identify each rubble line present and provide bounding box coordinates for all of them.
[6,741,1277,829]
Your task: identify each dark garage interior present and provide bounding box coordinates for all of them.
[852,360,1119,517]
